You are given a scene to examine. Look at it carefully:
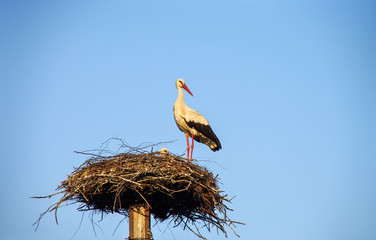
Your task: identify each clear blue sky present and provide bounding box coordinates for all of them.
[1,1,375,239]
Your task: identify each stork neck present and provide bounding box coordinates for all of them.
[177,87,185,102]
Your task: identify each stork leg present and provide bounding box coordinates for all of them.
[190,133,194,160]
[185,134,190,160]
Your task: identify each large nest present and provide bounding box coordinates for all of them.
[34,143,242,239]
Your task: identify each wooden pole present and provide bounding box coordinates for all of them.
[129,204,151,240]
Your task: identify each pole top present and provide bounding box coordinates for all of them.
[127,238,154,240]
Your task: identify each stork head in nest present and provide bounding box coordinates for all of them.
[159,148,170,157]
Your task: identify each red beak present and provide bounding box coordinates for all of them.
[182,84,193,96]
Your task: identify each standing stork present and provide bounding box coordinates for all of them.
[173,79,221,161]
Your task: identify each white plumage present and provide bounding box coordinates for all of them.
[158,148,170,157]
[173,79,221,160]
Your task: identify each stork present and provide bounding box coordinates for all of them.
[158,148,170,157]
[173,78,221,161]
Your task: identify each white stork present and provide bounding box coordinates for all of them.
[158,147,170,157]
[173,78,221,161]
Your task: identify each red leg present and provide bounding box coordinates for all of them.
[185,134,190,160]
[190,133,194,160]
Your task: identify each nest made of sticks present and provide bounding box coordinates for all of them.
[34,143,242,239]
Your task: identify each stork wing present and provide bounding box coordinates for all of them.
[184,107,209,126]
[184,107,222,151]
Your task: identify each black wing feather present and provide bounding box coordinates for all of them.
[185,120,222,151]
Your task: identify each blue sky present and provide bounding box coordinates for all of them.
[1,1,375,239]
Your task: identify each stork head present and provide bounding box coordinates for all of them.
[159,148,170,157]
[176,78,193,96]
